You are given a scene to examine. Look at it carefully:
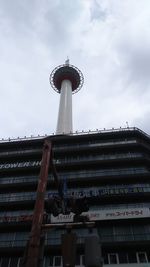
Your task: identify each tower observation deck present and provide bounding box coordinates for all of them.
[50,60,84,134]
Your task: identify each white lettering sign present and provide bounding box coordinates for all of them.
[0,161,41,170]
[48,185,149,199]
[51,208,150,223]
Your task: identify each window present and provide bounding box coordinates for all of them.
[1,258,10,267]
[44,256,53,267]
[9,257,20,267]
[54,256,61,267]
[137,252,148,263]
[99,226,114,242]
[119,252,128,263]
[75,255,80,266]
[114,225,133,242]
[132,225,146,241]
[15,232,28,247]
[128,252,137,263]
[81,255,85,266]
[103,254,109,264]
[108,253,118,264]
[147,251,150,262]
[48,256,53,266]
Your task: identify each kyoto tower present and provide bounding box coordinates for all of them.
[50,60,84,134]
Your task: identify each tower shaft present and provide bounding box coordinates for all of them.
[50,61,84,135]
[56,80,73,134]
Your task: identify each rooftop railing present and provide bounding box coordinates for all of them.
[0,127,149,144]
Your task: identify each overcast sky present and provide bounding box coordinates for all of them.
[0,0,150,139]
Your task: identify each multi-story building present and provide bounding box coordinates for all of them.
[0,127,150,267]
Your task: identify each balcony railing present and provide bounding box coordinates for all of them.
[0,127,149,144]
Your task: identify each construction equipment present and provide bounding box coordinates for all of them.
[21,138,90,267]
[21,139,52,267]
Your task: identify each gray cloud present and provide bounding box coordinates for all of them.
[90,0,108,21]
[0,0,150,139]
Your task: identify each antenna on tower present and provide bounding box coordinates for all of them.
[65,57,69,65]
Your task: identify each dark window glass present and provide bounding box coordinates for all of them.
[128,252,137,263]
[54,256,61,266]
[103,254,108,264]
[9,258,19,267]
[132,225,146,240]
[81,255,85,265]
[1,258,10,267]
[100,226,113,242]
[75,255,80,265]
[109,254,117,264]
[49,256,53,266]
[138,252,147,263]
[119,252,128,263]
[18,258,21,266]
[147,251,150,262]
[115,225,132,242]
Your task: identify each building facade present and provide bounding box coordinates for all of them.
[0,127,150,267]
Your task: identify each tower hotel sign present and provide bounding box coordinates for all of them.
[0,161,41,170]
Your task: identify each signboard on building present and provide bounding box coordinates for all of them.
[51,208,150,223]
[0,161,41,170]
[0,213,47,223]
[48,184,150,199]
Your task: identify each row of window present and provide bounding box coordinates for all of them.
[103,251,150,264]
[44,255,85,267]
[58,167,149,179]
[0,139,137,161]
[0,167,149,186]
[0,210,33,217]
[47,251,150,266]
[0,251,149,267]
[45,225,150,244]
[0,150,142,162]
[53,138,137,150]
[0,257,20,267]
[54,152,143,164]
[1,225,150,247]
[0,148,41,157]
[44,251,150,266]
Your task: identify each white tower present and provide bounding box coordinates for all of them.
[50,60,84,134]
